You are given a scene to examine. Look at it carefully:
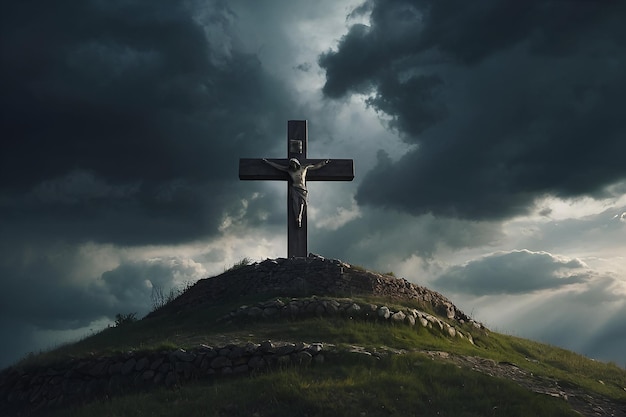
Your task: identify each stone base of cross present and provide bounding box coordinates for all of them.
[239,120,354,257]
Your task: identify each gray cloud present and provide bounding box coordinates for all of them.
[0,240,201,330]
[320,0,626,220]
[98,257,206,313]
[311,207,503,268]
[1,173,280,246]
[0,239,205,367]
[0,241,106,330]
[434,250,590,295]
[512,203,626,256]
[0,0,293,245]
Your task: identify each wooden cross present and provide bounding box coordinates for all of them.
[239,120,354,257]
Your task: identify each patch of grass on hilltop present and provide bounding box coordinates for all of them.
[227,257,253,271]
[481,333,626,401]
[51,352,578,417]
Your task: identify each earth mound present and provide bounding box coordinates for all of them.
[148,254,472,324]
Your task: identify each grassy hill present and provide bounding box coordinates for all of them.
[3,258,625,416]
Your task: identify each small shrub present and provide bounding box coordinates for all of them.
[151,285,178,311]
[230,257,252,270]
[149,281,195,313]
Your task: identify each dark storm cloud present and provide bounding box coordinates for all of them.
[0,0,294,367]
[0,0,293,245]
[434,250,590,295]
[1,174,263,245]
[320,0,626,220]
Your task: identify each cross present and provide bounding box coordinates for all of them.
[239,120,354,258]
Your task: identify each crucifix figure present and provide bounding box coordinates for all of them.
[262,157,330,228]
[239,120,354,258]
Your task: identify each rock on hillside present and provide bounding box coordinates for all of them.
[148,254,472,324]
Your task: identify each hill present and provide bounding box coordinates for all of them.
[1,255,625,416]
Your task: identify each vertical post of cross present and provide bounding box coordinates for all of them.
[287,120,308,258]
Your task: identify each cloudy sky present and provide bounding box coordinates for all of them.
[1,0,625,368]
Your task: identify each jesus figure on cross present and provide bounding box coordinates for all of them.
[263,157,330,227]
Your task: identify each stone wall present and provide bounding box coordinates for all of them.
[0,341,325,416]
[220,296,484,343]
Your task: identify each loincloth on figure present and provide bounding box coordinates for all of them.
[292,186,308,203]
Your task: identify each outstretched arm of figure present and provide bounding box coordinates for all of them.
[307,159,330,170]
[263,158,288,172]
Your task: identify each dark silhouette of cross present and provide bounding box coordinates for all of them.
[239,120,354,257]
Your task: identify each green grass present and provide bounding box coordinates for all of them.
[13,294,626,416]
[478,333,626,400]
[50,353,578,417]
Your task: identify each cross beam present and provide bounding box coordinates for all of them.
[239,120,354,257]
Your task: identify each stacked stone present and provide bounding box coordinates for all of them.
[220,297,482,344]
[0,341,324,414]
[149,255,474,326]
